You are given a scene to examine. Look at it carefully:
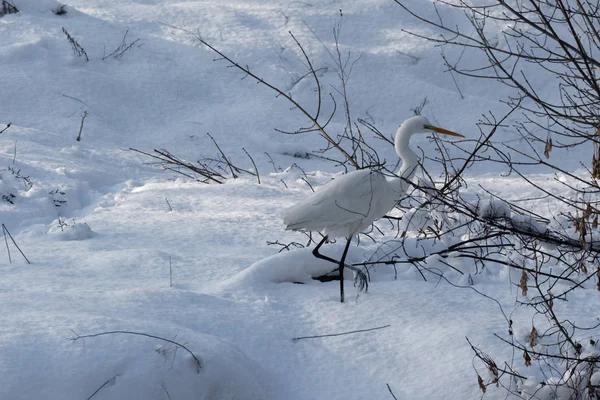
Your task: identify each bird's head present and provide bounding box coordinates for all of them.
[400,115,464,138]
[395,115,464,167]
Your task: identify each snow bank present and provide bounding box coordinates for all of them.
[219,247,342,289]
[47,221,95,240]
[3,329,269,400]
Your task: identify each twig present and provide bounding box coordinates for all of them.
[194,32,359,169]
[87,375,119,400]
[165,197,172,212]
[76,110,88,141]
[61,94,88,106]
[0,122,11,134]
[161,382,173,400]
[206,132,237,178]
[242,147,260,184]
[2,224,30,264]
[0,0,18,16]
[62,27,89,61]
[3,223,11,263]
[102,29,141,60]
[386,383,399,400]
[129,147,225,184]
[71,330,203,373]
[292,324,390,341]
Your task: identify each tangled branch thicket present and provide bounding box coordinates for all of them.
[147,10,600,398]
[391,0,600,398]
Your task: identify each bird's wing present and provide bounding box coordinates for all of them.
[283,169,397,238]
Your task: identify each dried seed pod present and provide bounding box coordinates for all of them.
[530,326,538,347]
[585,204,592,220]
[544,137,553,159]
[580,221,587,246]
[520,270,528,296]
[478,375,486,393]
[523,350,532,367]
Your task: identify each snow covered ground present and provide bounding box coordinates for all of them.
[1,0,598,399]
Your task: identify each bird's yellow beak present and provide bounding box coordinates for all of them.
[425,124,464,138]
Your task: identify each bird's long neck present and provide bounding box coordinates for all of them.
[395,127,419,181]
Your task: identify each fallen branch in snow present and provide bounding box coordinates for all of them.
[87,374,119,400]
[130,135,260,184]
[129,148,226,184]
[292,324,390,341]
[70,330,203,373]
[2,224,31,264]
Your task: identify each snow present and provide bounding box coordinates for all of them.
[1,0,598,399]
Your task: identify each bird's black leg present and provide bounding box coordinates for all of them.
[312,235,355,303]
[312,235,338,264]
[338,237,352,303]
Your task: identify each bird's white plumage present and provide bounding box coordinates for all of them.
[282,115,463,240]
[283,169,404,238]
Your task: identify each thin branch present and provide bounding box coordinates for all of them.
[71,330,203,373]
[292,324,390,341]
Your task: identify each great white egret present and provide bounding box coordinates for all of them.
[282,115,464,302]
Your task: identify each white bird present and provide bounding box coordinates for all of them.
[282,115,464,302]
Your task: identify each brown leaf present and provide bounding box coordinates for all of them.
[477,375,486,393]
[580,220,588,246]
[597,268,600,292]
[520,270,528,296]
[585,204,593,220]
[548,296,553,311]
[593,215,598,229]
[488,360,499,380]
[523,350,532,367]
[530,326,538,347]
[544,137,553,159]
